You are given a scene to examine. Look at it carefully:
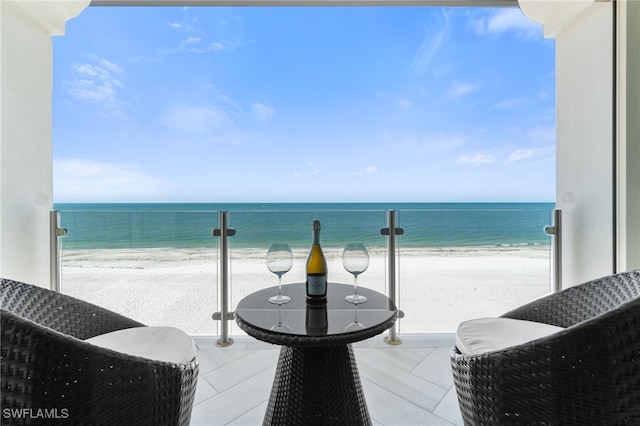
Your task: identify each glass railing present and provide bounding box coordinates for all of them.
[58,204,219,335]
[56,203,554,336]
[395,206,552,333]
[224,208,389,336]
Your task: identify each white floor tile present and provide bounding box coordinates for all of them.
[190,368,275,426]
[202,349,278,393]
[363,379,455,426]
[433,388,465,426]
[412,347,455,389]
[190,333,461,426]
[357,350,448,412]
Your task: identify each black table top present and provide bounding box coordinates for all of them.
[235,283,397,347]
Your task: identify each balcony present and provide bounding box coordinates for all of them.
[3,1,639,424]
[43,203,559,425]
[48,204,554,424]
[54,203,554,336]
[58,203,553,426]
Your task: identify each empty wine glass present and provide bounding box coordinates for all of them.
[267,243,293,304]
[271,304,291,332]
[345,305,365,332]
[343,243,369,304]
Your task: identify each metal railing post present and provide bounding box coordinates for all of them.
[212,211,236,347]
[381,209,404,345]
[49,210,67,292]
[544,209,562,293]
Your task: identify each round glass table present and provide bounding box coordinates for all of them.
[235,282,397,425]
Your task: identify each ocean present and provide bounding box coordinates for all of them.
[55,202,555,250]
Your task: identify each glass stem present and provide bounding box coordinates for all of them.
[353,274,358,295]
[278,275,282,295]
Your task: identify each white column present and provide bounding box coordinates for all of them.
[0,0,89,286]
[617,0,640,272]
[519,0,615,286]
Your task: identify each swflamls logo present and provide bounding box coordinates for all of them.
[2,408,69,419]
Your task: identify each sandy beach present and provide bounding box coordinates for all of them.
[61,246,551,335]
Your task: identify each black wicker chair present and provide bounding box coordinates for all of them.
[451,270,640,425]
[1,278,199,425]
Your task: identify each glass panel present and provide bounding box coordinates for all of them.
[227,207,388,336]
[56,203,554,336]
[396,203,554,333]
[57,204,218,335]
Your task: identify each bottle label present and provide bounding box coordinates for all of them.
[307,275,326,296]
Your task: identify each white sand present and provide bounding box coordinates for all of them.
[61,246,551,335]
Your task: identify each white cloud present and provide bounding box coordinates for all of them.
[505,149,534,164]
[459,154,495,166]
[167,16,248,53]
[397,98,413,109]
[210,41,230,51]
[159,104,236,134]
[492,98,524,110]
[408,9,451,75]
[473,9,542,40]
[251,103,275,122]
[69,64,122,101]
[354,166,377,176]
[445,82,478,99]
[95,57,122,74]
[420,135,467,152]
[66,56,126,118]
[294,162,323,178]
[54,159,173,202]
[168,21,192,31]
[185,39,254,54]
[378,130,467,154]
[528,124,556,145]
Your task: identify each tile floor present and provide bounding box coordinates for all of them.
[190,333,463,426]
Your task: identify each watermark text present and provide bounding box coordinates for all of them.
[2,408,69,420]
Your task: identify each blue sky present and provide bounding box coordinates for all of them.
[52,6,555,203]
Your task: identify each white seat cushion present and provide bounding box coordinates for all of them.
[455,317,564,356]
[86,326,196,364]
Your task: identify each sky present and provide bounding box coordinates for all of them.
[52,6,555,203]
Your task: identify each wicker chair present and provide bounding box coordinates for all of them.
[1,278,199,425]
[451,270,640,425]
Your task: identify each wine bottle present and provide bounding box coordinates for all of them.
[305,303,328,336]
[306,219,328,303]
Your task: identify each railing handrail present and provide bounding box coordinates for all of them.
[544,209,562,292]
[212,211,236,346]
[382,210,404,345]
[49,210,67,292]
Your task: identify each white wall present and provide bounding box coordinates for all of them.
[520,0,616,286]
[618,0,640,271]
[556,2,615,285]
[0,1,88,286]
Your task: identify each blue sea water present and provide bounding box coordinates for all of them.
[54,202,555,250]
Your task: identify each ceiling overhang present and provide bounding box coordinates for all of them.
[90,0,518,7]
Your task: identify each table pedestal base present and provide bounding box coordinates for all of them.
[263,344,372,426]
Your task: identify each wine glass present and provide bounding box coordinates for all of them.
[271,304,291,332]
[343,243,369,304]
[345,304,365,332]
[267,243,293,304]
